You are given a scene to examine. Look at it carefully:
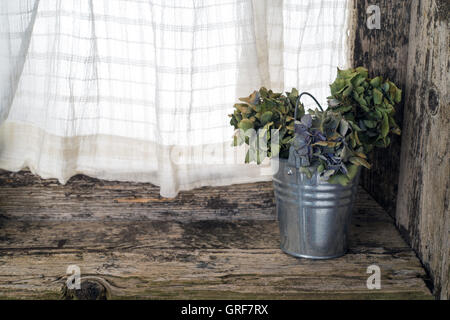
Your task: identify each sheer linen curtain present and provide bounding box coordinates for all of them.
[0,0,350,197]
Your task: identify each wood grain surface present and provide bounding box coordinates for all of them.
[0,170,432,299]
[351,0,449,299]
[395,0,449,300]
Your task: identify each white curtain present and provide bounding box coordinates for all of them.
[0,0,350,197]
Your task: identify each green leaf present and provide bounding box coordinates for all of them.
[346,164,359,180]
[339,145,352,162]
[327,174,350,186]
[392,127,401,135]
[350,156,372,169]
[350,134,357,148]
[352,74,366,87]
[342,85,353,97]
[341,70,358,80]
[373,88,383,105]
[381,112,389,138]
[313,141,338,147]
[354,131,361,145]
[349,121,362,132]
[261,111,273,125]
[281,136,293,144]
[313,141,328,147]
[289,88,299,98]
[339,119,349,136]
[330,79,347,95]
[363,120,377,129]
[370,76,381,88]
[263,121,274,130]
[358,103,370,113]
[259,87,269,98]
[355,86,365,94]
[323,169,335,179]
[317,164,325,173]
[373,109,383,120]
[394,88,402,103]
[355,67,369,78]
[238,119,254,131]
[334,105,353,113]
[354,151,367,159]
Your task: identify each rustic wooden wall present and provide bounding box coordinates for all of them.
[395,0,449,300]
[351,0,449,299]
[351,0,412,216]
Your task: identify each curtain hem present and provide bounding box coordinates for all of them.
[0,121,273,197]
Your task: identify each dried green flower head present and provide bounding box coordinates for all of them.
[328,67,402,153]
[229,87,305,162]
[229,67,403,186]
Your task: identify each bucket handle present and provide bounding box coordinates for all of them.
[294,92,324,121]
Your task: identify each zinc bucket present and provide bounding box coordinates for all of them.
[272,158,360,259]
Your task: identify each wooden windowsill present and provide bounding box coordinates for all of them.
[0,170,433,299]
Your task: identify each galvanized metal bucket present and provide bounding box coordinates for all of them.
[272,158,360,259]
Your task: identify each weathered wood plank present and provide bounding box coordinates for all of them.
[0,170,275,221]
[0,170,432,299]
[0,169,389,222]
[0,216,414,253]
[0,220,432,300]
[395,0,449,300]
[351,0,449,300]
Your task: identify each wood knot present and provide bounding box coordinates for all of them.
[61,278,109,300]
[427,87,439,116]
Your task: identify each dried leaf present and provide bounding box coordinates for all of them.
[349,156,371,169]
[381,112,389,138]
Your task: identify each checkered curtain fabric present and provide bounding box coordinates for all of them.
[0,0,350,197]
